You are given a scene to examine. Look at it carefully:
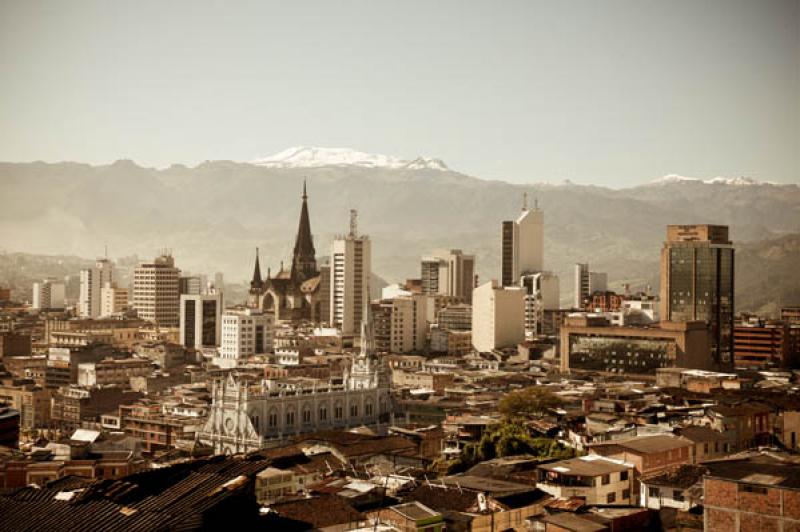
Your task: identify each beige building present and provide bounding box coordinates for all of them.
[330,214,371,335]
[79,259,114,318]
[77,358,153,387]
[560,315,712,374]
[372,294,428,353]
[0,381,53,429]
[537,455,635,505]
[420,249,476,303]
[179,293,223,350]
[133,254,181,327]
[471,280,525,352]
[501,200,544,287]
[217,308,274,368]
[100,282,129,317]
[32,278,66,310]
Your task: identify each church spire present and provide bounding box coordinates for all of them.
[292,180,317,281]
[250,247,263,290]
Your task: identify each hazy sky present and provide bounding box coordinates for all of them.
[0,0,797,186]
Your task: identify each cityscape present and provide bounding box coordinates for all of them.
[1,1,799,531]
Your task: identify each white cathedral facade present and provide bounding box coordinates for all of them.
[198,319,391,454]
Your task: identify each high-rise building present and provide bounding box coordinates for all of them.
[521,272,560,337]
[501,197,544,287]
[179,276,203,295]
[133,253,181,327]
[420,249,476,303]
[471,280,525,352]
[660,224,734,366]
[32,278,66,310]
[180,293,223,350]
[573,263,607,309]
[371,294,428,353]
[79,259,113,318]
[218,308,274,368]
[330,210,371,335]
[100,282,129,317]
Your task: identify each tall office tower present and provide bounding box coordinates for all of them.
[420,249,476,303]
[133,253,181,327]
[179,276,203,295]
[179,293,223,350]
[79,258,113,318]
[32,278,66,310]
[472,280,525,352]
[521,272,560,337]
[330,210,371,335]
[100,282,129,317]
[501,196,544,287]
[218,308,273,368]
[573,263,608,309]
[371,294,428,353]
[317,259,332,325]
[660,224,734,366]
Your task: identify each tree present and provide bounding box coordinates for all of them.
[498,386,562,420]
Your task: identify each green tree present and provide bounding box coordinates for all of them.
[498,387,562,420]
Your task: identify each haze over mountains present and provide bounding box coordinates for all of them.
[1,147,798,313]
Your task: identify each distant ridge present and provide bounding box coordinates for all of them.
[251,146,449,172]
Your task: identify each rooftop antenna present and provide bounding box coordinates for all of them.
[349,209,358,237]
[522,192,528,211]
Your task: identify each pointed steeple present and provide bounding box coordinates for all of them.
[250,247,263,291]
[291,179,317,282]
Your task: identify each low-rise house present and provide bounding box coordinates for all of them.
[370,501,445,532]
[537,455,635,505]
[639,464,706,511]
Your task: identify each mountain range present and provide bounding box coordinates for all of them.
[1,147,798,313]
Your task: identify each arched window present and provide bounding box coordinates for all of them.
[319,404,328,421]
[350,403,358,417]
[334,402,343,420]
[268,409,278,428]
[302,405,312,424]
[286,409,295,426]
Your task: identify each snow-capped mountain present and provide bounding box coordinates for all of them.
[251,146,449,171]
[649,174,777,186]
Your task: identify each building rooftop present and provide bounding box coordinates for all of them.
[539,455,632,477]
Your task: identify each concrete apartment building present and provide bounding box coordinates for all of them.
[79,258,114,318]
[133,253,180,327]
[420,249,476,304]
[100,282,128,317]
[0,380,53,429]
[660,224,735,367]
[330,213,371,335]
[217,308,274,368]
[733,318,792,368]
[77,358,153,387]
[560,315,711,374]
[471,280,525,353]
[371,295,428,354]
[179,293,223,350]
[32,278,65,310]
[574,263,608,309]
[588,435,694,484]
[537,455,635,505]
[520,271,559,337]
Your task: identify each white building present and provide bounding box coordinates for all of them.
[420,249,476,303]
[521,272,560,337]
[179,293,223,350]
[133,254,180,326]
[574,263,607,309]
[32,278,65,310]
[501,198,544,286]
[100,282,129,317]
[79,258,113,318]
[199,317,390,454]
[471,280,525,352]
[330,212,371,335]
[217,308,274,368]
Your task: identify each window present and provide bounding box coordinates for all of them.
[286,411,295,426]
[303,408,311,424]
[649,487,659,498]
[601,474,610,485]
[607,492,616,504]
[620,471,628,481]
[622,489,630,500]
[673,490,685,502]
[739,484,767,495]
[319,406,327,421]
[268,411,278,427]
[350,404,358,417]
[335,404,343,420]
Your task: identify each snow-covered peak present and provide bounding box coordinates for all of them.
[650,174,775,186]
[251,146,449,171]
